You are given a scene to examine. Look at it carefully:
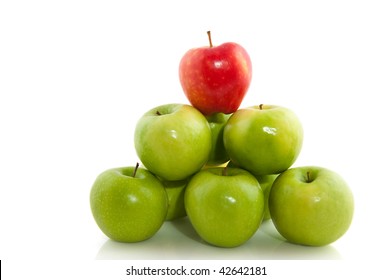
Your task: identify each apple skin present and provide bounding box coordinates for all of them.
[90,166,168,242]
[185,167,264,248]
[224,104,304,175]
[256,174,278,221]
[179,35,252,115]
[227,161,277,221]
[134,104,212,181]
[206,113,231,166]
[160,178,189,221]
[269,166,354,246]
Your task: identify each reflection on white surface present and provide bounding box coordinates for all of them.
[95,218,341,260]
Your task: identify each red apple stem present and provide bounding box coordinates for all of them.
[133,162,140,177]
[207,31,213,48]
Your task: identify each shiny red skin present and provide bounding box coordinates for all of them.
[179,42,252,116]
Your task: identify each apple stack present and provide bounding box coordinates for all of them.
[90,32,354,248]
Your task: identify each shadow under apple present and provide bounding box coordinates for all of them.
[260,220,342,260]
[270,241,342,260]
[170,217,202,243]
[95,219,341,260]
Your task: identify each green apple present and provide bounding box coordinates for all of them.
[134,104,212,181]
[223,104,304,175]
[206,112,231,166]
[160,178,189,221]
[185,167,264,247]
[90,164,168,242]
[256,174,278,221]
[227,160,277,221]
[269,166,354,246]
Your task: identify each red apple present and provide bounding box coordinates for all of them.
[179,31,252,115]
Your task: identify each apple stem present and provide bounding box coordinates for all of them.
[306,171,311,183]
[222,166,228,176]
[132,162,140,177]
[259,104,263,110]
[207,31,213,48]
[156,110,162,116]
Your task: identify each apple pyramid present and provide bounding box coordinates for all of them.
[90,31,354,249]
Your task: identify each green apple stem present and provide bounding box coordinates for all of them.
[259,104,263,110]
[132,162,140,177]
[207,31,213,48]
[156,110,162,116]
[222,166,228,176]
[306,171,311,183]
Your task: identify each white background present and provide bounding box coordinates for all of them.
[1,0,390,279]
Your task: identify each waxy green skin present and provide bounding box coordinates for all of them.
[185,167,265,248]
[134,104,212,181]
[269,166,354,246]
[161,178,189,221]
[90,166,168,243]
[227,160,277,221]
[256,174,278,221]
[206,113,231,166]
[224,105,303,175]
